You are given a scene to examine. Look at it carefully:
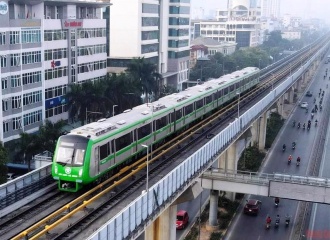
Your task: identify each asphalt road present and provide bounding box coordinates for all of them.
[308,95,330,240]
[225,62,330,240]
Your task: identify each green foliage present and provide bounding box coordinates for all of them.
[210,232,222,240]
[237,146,265,172]
[265,112,284,148]
[0,143,9,184]
[184,226,199,240]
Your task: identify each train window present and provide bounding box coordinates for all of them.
[185,104,193,115]
[74,149,85,165]
[170,112,175,123]
[156,116,167,130]
[224,87,228,95]
[235,82,240,89]
[196,99,203,109]
[205,95,212,104]
[99,142,110,160]
[176,108,182,120]
[111,140,114,154]
[217,90,223,99]
[138,123,151,139]
[116,132,132,151]
[229,84,235,92]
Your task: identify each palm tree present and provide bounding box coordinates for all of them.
[38,120,66,152]
[104,73,142,113]
[0,143,8,184]
[126,57,162,102]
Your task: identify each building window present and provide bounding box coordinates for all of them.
[12,96,22,109]
[10,75,21,88]
[13,117,22,130]
[0,55,6,67]
[1,77,8,89]
[44,30,67,41]
[23,110,42,126]
[78,60,106,74]
[22,71,42,85]
[77,44,106,57]
[168,28,189,37]
[22,51,41,65]
[23,91,42,106]
[3,122,9,133]
[77,28,106,39]
[45,66,68,80]
[44,48,67,61]
[170,0,190,2]
[21,28,41,43]
[169,17,189,25]
[168,50,190,59]
[10,31,20,44]
[142,17,159,27]
[141,30,159,40]
[142,4,159,14]
[10,53,21,66]
[169,6,190,14]
[2,99,8,111]
[0,32,5,45]
[45,104,67,118]
[45,85,67,100]
[141,43,159,54]
[168,39,189,48]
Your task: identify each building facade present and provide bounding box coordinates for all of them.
[0,0,108,143]
[108,0,191,91]
[261,0,280,19]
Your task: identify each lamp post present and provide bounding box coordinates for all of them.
[112,104,118,117]
[141,144,149,192]
[236,91,240,118]
[85,108,102,124]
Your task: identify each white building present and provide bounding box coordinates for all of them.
[108,0,191,91]
[191,37,236,56]
[281,30,301,40]
[0,0,108,143]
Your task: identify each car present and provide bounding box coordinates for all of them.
[300,102,308,108]
[244,199,261,215]
[305,91,312,97]
[176,210,189,229]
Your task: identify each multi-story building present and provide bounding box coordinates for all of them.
[0,0,108,143]
[108,0,191,91]
[195,0,261,48]
[261,0,280,19]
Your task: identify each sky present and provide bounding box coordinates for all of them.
[190,0,330,21]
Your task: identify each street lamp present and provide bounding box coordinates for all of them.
[112,105,118,117]
[141,144,149,192]
[85,108,102,124]
[236,91,240,118]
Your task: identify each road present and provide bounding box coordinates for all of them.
[308,92,330,240]
[225,61,330,240]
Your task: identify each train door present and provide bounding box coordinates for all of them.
[112,140,116,164]
[94,146,100,176]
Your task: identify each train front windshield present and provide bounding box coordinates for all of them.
[56,135,88,166]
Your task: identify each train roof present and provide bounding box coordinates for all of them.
[69,67,259,140]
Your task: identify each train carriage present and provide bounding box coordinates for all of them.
[52,67,260,192]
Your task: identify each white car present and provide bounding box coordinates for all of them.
[300,102,308,108]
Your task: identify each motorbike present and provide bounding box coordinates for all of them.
[275,220,280,228]
[315,121,318,127]
[303,125,306,130]
[297,123,300,129]
[266,223,270,229]
[292,144,296,150]
[297,161,300,166]
[292,121,296,127]
[282,146,286,152]
[288,159,291,165]
[285,219,290,227]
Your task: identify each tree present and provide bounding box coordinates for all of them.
[0,143,8,184]
[126,57,162,102]
[18,132,40,172]
[38,120,66,152]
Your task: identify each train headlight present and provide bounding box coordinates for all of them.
[54,165,58,174]
[79,169,83,177]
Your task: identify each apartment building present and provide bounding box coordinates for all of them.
[0,0,108,143]
[108,0,191,91]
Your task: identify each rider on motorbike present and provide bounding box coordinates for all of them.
[288,155,292,161]
[282,144,286,151]
[297,156,301,163]
[275,197,280,205]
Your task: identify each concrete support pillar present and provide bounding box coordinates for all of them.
[250,121,258,146]
[296,78,302,92]
[217,151,226,170]
[145,205,177,240]
[258,112,268,150]
[206,190,219,230]
[277,95,284,117]
[287,88,294,104]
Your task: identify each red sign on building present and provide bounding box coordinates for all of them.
[61,19,84,29]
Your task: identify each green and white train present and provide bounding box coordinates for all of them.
[52,67,260,192]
